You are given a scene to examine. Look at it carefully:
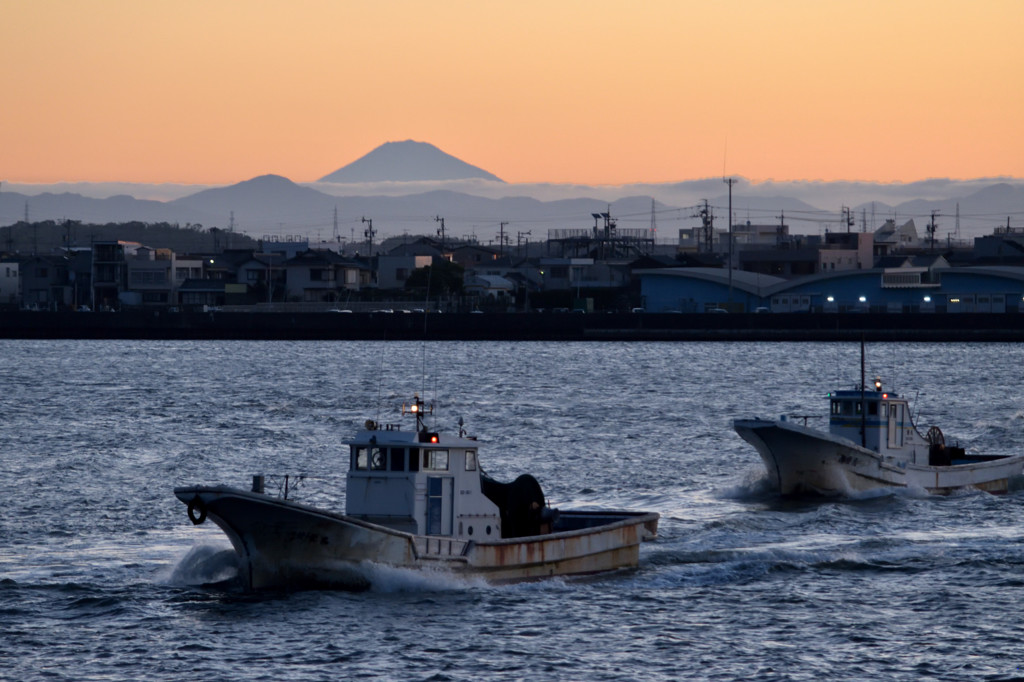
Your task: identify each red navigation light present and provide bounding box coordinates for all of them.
[882,393,888,399]
[419,432,440,444]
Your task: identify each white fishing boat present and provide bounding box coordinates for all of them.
[734,372,1024,496]
[175,395,658,590]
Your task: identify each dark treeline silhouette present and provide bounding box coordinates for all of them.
[0,220,259,256]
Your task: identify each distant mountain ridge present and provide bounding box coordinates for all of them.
[319,140,503,183]
[2,140,1022,243]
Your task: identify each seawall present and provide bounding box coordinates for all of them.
[2,311,1024,341]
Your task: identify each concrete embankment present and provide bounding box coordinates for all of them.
[2,311,1023,341]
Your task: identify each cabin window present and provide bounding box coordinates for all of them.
[370,447,386,471]
[389,448,405,472]
[868,402,878,416]
[831,400,841,415]
[409,447,420,472]
[424,449,449,471]
[427,477,443,535]
[854,402,862,415]
[354,446,369,471]
[465,450,477,471]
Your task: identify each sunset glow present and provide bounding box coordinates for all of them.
[3,0,1022,185]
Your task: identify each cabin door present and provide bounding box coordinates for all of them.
[426,476,453,536]
[887,403,905,448]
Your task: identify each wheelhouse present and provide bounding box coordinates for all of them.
[828,381,917,456]
[345,397,503,540]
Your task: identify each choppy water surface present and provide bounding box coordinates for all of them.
[2,340,1023,681]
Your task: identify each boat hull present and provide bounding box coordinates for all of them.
[733,419,1024,496]
[174,486,658,591]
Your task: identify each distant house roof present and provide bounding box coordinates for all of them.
[629,255,679,269]
[875,219,918,244]
[876,254,949,269]
[465,274,514,290]
[384,241,444,258]
[502,271,540,289]
[739,247,820,264]
[178,279,225,293]
[634,267,787,297]
[285,249,368,268]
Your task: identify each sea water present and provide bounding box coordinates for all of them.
[1,339,1023,681]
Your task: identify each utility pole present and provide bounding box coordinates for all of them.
[2,181,12,253]
[361,216,375,255]
[435,215,446,251]
[649,198,657,242]
[694,200,714,253]
[517,231,531,258]
[927,211,939,251]
[333,206,339,244]
[723,177,736,309]
[63,218,74,253]
[499,221,508,256]
[841,206,854,233]
[266,256,273,305]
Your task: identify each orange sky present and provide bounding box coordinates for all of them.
[3,0,1023,186]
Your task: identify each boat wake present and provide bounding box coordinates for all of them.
[361,563,493,593]
[715,468,778,501]
[166,544,241,588]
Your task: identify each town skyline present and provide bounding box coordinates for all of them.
[3,1,1023,186]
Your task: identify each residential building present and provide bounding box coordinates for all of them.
[0,260,19,307]
[21,256,70,310]
[818,232,874,272]
[873,219,920,257]
[125,246,175,306]
[92,241,143,310]
[284,249,373,302]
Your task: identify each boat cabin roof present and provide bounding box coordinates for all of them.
[830,388,902,401]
